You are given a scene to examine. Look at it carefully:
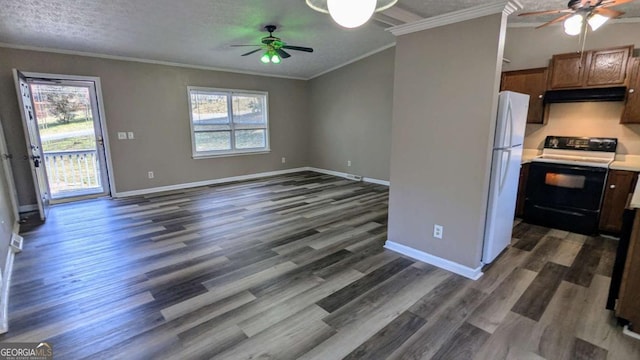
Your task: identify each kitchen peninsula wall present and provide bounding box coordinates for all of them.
[504,22,640,154]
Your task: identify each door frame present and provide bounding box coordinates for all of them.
[20,71,116,200]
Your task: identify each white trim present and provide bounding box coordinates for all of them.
[21,72,117,197]
[0,43,307,81]
[362,177,390,186]
[389,1,522,36]
[0,235,18,334]
[18,204,38,213]
[114,167,310,197]
[384,240,484,280]
[308,43,396,79]
[307,167,389,186]
[623,325,640,340]
[507,17,640,28]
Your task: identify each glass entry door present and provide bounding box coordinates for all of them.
[27,78,110,201]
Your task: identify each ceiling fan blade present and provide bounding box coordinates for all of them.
[241,49,262,56]
[535,13,573,29]
[593,7,625,18]
[231,44,263,47]
[519,9,572,17]
[281,45,314,53]
[275,48,291,59]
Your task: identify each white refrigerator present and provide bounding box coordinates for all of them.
[482,91,530,264]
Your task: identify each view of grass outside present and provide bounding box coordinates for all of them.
[190,90,268,153]
[31,84,102,196]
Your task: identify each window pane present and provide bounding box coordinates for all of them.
[195,131,231,152]
[232,95,265,126]
[191,92,229,131]
[235,129,266,149]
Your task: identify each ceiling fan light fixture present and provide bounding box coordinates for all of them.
[306,0,398,28]
[271,54,281,64]
[587,13,609,31]
[564,14,583,36]
[260,53,271,64]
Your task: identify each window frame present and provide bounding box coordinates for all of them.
[187,86,270,159]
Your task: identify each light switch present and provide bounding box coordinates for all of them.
[127,132,135,140]
[117,132,127,140]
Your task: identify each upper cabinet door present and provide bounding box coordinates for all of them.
[500,68,548,124]
[548,52,588,89]
[586,45,632,87]
[621,58,640,124]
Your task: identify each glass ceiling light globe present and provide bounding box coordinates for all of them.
[564,14,583,36]
[327,0,377,28]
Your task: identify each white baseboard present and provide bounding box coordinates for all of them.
[0,232,18,334]
[114,167,389,198]
[308,167,390,186]
[623,325,640,340]
[114,167,309,198]
[384,240,483,280]
[18,204,38,213]
[363,177,390,186]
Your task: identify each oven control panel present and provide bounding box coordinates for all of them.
[544,136,617,152]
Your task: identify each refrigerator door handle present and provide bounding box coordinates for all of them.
[506,98,514,148]
[499,149,512,193]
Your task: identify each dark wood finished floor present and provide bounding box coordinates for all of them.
[3,171,640,359]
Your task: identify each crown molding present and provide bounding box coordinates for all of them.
[308,43,396,80]
[0,42,308,81]
[388,0,523,36]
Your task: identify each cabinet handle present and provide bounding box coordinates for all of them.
[610,184,616,189]
[630,89,635,94]
[538,94,543,99]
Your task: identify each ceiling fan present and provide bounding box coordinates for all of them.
[231,25,314,64]
[519,0,632,35]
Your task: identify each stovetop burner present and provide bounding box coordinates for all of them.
[532,136,617,168]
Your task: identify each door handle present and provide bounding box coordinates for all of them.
[31,155,41,168]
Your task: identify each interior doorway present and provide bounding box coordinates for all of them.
[14,71,113,213]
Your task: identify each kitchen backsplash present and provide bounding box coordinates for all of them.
[523,102,640,154]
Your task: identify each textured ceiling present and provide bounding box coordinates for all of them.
[0,0,638,79]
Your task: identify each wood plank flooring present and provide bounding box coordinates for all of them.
[3,171,640,359]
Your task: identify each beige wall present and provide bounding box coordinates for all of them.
[387,14,506,269]
[524,102,640,153]
[504,23,640,153]
[0,120,16,271]
[0,48,310,205]
[308,48,395,181]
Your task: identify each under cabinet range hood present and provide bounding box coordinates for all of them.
[543,86,627,104]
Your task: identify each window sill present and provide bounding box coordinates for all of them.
[192,149,271,160]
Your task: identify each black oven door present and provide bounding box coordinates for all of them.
[524,162,607,234]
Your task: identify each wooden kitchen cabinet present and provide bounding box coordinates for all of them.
[501,68,548,124]
[548,45,633,90]
[548,52,587,89]
[621,58,640,124]
[515,163,530,218]
[616,210,640,329]
[586,46,632,87]
[599,170,638,234]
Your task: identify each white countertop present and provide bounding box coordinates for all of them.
[521,149,541,164]
[611,155,640,172]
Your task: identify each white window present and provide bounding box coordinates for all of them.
[187,87,269,158]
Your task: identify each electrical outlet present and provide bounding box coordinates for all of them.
[281,157,286,164]
[148,171,154,179]
[117,132,127,140]
[127,132,135,140]
[347,160,352,167]
[433,224,443,239]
